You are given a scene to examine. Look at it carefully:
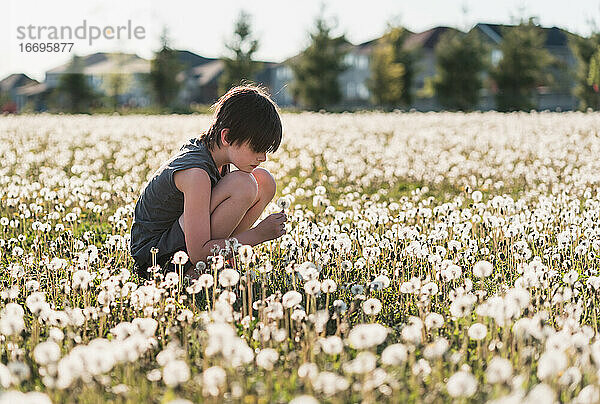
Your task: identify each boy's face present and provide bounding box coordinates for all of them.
[231,141,267,173]
[221,129,267,172]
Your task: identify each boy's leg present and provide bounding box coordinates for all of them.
[178,167,276,240]
[231,168,277,236]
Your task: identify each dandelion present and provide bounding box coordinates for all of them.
[473,260,493,278]
[202,366,226,397]
[321,279,337,293]
[362,298,382,316]
[447,370,477,398]
[219,268,240,287]
[350,284,364,295]
[537,349,567,380]
[319,336,343,355]
[304,280,321,295]
[423,338,449,359]
[238,245,254,265]
[33,341,61,365]
[381,344,408,366]
[373,274,391,289]
[282,291,302,309]
[197,274,214,288]
[164,272,179,288]
[25,280,40,292]
[289,396,319,404]
[333,300,347,314]
[425,312,444,330]
[468,323,487,340]
[486,357,512,383]
[171,250,189,265]
[525,383,556,403]
[277,196,291,210]
[162,360,190,387]
[72,270,92,290]
[558,366,581,386]
[343,351,376,374]
[347,323,388,349]
[412,359,432,378]
[574,385,600,404]
[563,269,578,285]
[298,363,319,380]
[256,348,278,371]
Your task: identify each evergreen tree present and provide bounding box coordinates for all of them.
[571,33,600,110]
[368,26,418,108]
[219,10,261,94]
[290,10,348,111]
[102,54,133,110]
[492,19,553,111]
[369,28,407,109]
[56,55,97,113]
[149,28,184,109]
[433,30,488,111]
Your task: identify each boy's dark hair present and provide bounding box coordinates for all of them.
[201,84,282,153]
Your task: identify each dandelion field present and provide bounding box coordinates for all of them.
[3,112,600,403]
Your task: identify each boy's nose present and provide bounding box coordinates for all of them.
[258,152,266,162]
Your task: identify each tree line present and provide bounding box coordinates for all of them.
[52,11,600,113]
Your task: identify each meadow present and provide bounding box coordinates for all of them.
[1,112,600,403]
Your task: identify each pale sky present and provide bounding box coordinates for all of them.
[1,0,598,82]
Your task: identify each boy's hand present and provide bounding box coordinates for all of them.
[255,212,287,242]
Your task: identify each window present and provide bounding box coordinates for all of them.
[357,55,369,69]
[344,53,355,67]
[357,82,370,99]
[491,49,502,67]
[276,66,292,80]
[346,82,357,98]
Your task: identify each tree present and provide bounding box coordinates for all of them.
[149,28,184,109]
[55,55,97,113]
[101,54,133,110]
[290,10,348,111]
[218,10,261,94]
[368,26,418,108]
[492,19,553,111]
[433,30,488,111]
[571,33,600,110]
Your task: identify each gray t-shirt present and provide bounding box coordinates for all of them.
[129,137,229,267]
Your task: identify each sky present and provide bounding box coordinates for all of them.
[1,0,599,82]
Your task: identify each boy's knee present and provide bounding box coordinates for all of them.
[227,171,259,202]
[252,167,276,199]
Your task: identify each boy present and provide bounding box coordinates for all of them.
[130,85,287,280]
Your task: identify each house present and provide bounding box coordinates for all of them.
[270,26,461,110]
[269,23,581,111]
[44,52,152,108]
[0,74,38,112]
[472,23,579,111]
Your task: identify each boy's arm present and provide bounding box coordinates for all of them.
[174,168,268,265]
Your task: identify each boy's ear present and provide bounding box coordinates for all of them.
[220,128,230,146]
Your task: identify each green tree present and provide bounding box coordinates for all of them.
[492,19,553,111]
[149,28,184,109]
[218,10,261,94]
[368,26,418,108]
[101,54,133,111]
[369,28,406,109]
[433,30,488,111]
[571,33,600,110]
[55,55,97,113]
[290,10,348,111]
